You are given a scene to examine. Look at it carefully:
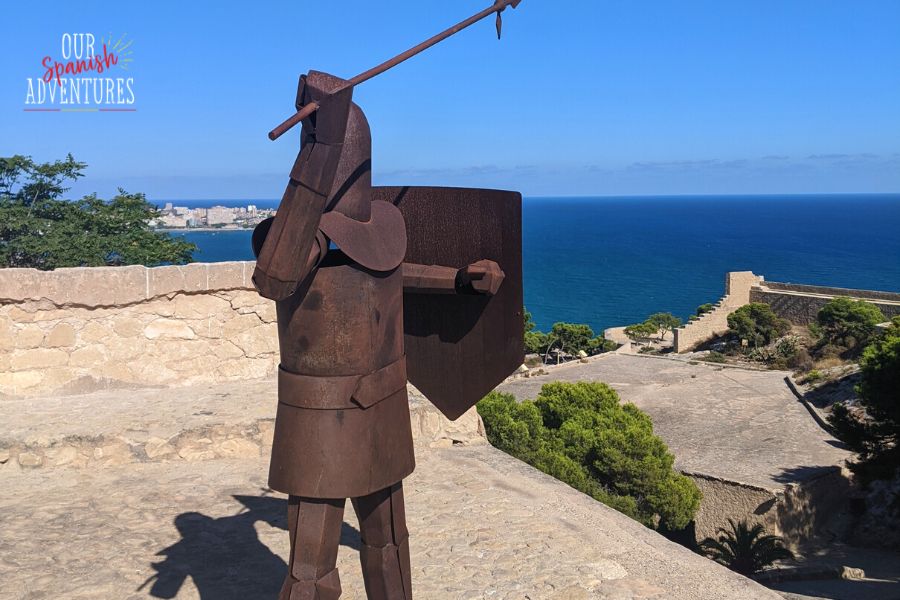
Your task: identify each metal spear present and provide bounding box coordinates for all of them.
[268,0,523,141]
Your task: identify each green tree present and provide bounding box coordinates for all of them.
[699,519,793,576]
[549,322,596,356]
[0,155,195,269]
[478,382,701,530]
[624,322,657,344]
[523,311,615,360]
[726,303,791,348]
[829,318,900,481]
[647,312,682,340]
[817,297,885,351]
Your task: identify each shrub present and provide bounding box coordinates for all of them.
[702,351,727,364]
[787,348,814,372]
[829,320,900,481]
[727,303,791,349]
[700,519,793,576]
[817,298,885,352]
[696,303,715,317]
[477,382,701,530]
[801,369,823,385]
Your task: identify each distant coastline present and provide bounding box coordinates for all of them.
[168,194,900,335]
[157,227,253,233]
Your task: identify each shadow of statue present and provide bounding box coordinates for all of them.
[140,493,360,599]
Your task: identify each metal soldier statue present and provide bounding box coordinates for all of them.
[253,2,524,598]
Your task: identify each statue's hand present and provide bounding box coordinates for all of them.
[459,260,505,296]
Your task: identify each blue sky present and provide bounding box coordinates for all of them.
[1,0,898,199]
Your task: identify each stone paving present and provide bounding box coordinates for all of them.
[498,354,849,490]
[0,379,782,600]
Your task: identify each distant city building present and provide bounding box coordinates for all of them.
[150,203,275,230]
[207,206,235,226]
[158,214,189,228]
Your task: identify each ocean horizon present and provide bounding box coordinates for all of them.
[159,194,900,334]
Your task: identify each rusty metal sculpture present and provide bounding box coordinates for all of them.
[252,2,524,598]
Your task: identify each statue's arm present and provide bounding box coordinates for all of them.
[252,73,353,301]
[402,259,504,296]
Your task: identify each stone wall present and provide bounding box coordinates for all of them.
[751,283,900,325]
[673,272,763,353]
[0,262,278,397]
[688,467,851,550]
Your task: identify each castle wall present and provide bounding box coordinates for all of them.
[750,285,900,325]
[688,467,850,550]
[673,271,763,353]
[0,262,278,397]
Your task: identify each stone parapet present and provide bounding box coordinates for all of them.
[751,283,900,326]
[0,262,276,397]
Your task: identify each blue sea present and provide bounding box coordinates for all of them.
[162,195,900,334]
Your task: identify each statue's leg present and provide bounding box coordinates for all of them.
[351,482,412,600]
[280,495,346,600]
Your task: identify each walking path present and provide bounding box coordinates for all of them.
[499,354,849,490]
[0,379,781,600]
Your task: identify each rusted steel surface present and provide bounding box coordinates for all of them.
[254,72,354,301]
[376,186,524,421]
[280,483,411,600]
[268,0,524,141]
[255,3,525,597]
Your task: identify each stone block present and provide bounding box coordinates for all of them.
[111,316,144,338]
[225,290,259,310]
[69,345,107,368]
[14,325,46,349]
[242,261,256,287]
[144,438,176,460]
[46,266,148,307]
[0,269,45,302]
[44,323,76,348]
[0,318,16,349]
[46,446,79,467]
[133,297,176,317]
[144,319,196,340]
[215,438,260,458]
[5,305,37,323]
[106,338,144,362]
[207,262,245,290]
[234,325,277,358]
[37,367,81,392]
[95,362,136,384]
[0,370,44,394]
[170,293,231,320]
[147,264,208,298]
[79,321,114,344]
[17,451,43,468]
[211,340,246,360]
[10,348,68,371]
[223,313,262,337]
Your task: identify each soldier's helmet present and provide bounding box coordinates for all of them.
[298,71,373,223]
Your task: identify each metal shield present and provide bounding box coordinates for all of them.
[372,186,524,421]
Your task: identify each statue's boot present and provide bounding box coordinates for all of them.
[279,496,346,600]
[352,483,412,600]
